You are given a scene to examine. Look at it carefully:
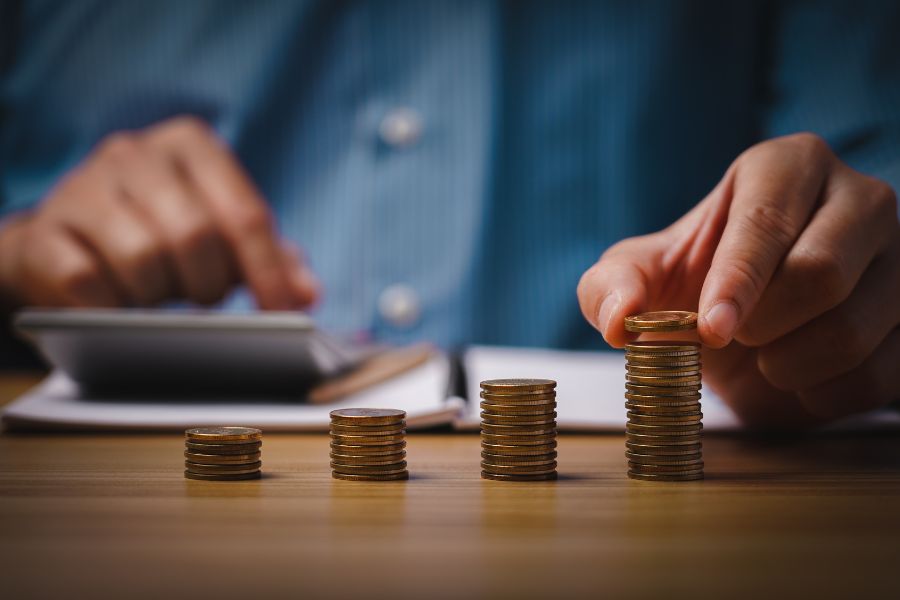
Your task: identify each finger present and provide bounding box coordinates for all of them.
[145,117,295,309]
[756,242,900,391]
[738,168,898,346]
[49,151,172,305]
[281,241,320,307]
[113,137,236,305]
[577,238,658,347]
[698,134,833,348]
[18,222,120,307]
[797,327,900,420]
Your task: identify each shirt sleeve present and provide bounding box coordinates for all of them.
[764,1,900,201]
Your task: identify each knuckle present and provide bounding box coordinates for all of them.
[122,238,165,276]
[827,311,870,368]
[57,261,103,298]
[740,203,798,248]
[786,132,832,162]
[97,132,141,162]
[172,218,216,255]
[790,245,852,306]
[232,203,273,236]
[165,115,212,141]
[869,179,899,220]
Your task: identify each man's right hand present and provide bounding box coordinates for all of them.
[0,116,319,312]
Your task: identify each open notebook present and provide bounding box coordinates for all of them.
[4,345,899,432]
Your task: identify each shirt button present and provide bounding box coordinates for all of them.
[378,284,421,328]
[378,107,423,148]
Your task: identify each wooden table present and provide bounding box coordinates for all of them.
[2,374,899,598]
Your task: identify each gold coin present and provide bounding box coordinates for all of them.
[480,379,557,393]
[626,365,701,377]
[628,471,703,482]
[479,401,557,415]
[184,451,261,464]
[185,427,262,443]
[624,355,701,366]
[481,442,557,455]
[481,433,558,445]
[624,311,698,332]
[329,452,406,465]
[331,463,408,475]
[625,402,701,414]
[329,425,406,436]
[624,392,702,405]
[330,441,406,455]
[625,383,701,396]
[626,432,703,445]
[624,341,700,353]
[626,374,702,387]
[480,392,557,405]
[332,471,409,481]
[481,452,557,465]
[481,462,557,475]
[329,408,406,425]
[184,471,262,481]
[330,433,406,445]
[627,413,703,425]
[626,423,703,435]
[480,412,557,425]
[481,423,557,436]
[184,440,262,454]
[481,471,558,482]
[625,451,703,465]
[185,461,262,475]
[626,442,702,455]
[628,462,704,474]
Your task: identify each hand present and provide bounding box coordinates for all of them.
[578,133,900,426]
[0,116,319,312]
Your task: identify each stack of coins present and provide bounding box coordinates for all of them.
[480,379,558,482]
[184,427,262,481]
[329,409,408,481]
[623,311,703,481]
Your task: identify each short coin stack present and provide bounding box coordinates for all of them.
[623,311,703,482]
[184,427,263,481]
[330,409,409,481]
[480,379,558,482]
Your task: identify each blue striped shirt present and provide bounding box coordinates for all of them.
[2,1,899,349]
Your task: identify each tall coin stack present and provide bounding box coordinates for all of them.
[329,409,409,481]
[480,379,558,482]
[184,427,263,481]
[623,311,703,482]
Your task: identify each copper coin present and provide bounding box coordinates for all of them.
[625,451,703,465]
[481,462,557,475]
[628,462,704,474]
[184,471,262,481]
[481,442,557,455]
[624,311,697,332]
[625,402,701,415]
[624,393,702,405]
[480,412,558,425]
[624,341,700,354]
[329,425,406,436]
[479,401,557,415]
[624,355,701,366]
[185,461,262,475]
[329,452,406,465]
[481,424,557,436]
[330,441,406,455]
[184,451,261,464]
[626,433,702,445]
[627,413,703,425]
[626,423,703,435]
[184,441,262,454]
[627,471,703,482]
[626,442,702,455]
[480,391,557,404]
[332,471,409,481]
[481,471,558,482]
[481,451,557,465]
[480,379,557,393]
[481,433,558,445]
[329,408,406,426]
[185,427,262,443]
[626,365,701,377]
[330,433,406,445]
[331,461,407,474]
[625,383,701,396]
[626,374,702,387]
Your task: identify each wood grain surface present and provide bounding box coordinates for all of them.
[2,374,899,598]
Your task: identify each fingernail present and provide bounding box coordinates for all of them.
[596,293,620,335]
[703,301,739,344]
